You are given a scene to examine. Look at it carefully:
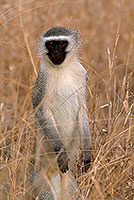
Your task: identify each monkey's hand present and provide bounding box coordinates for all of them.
[57,151,69,173]
[82,151,91,173]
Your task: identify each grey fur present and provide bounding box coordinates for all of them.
[32,66,46,110]
[42,26,78,42]
[31,27,92,199]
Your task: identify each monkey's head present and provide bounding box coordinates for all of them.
[40,27,79,67]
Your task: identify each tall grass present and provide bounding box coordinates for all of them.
[0,0,134,199]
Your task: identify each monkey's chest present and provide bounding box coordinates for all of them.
[50,87,80,143]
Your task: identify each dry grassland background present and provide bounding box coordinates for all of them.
[0,0,134,199]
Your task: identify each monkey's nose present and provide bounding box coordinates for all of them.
[53,51,62,60]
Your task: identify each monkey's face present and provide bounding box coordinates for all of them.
[45,40,68,65]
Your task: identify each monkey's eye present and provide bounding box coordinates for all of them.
[45,41,54,49]
[49,41,54,46]
[59,41,64,45]
[59,40,68,48]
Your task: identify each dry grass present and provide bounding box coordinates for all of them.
[0,0,134,199]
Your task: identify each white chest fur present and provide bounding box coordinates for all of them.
[44,61,86,145]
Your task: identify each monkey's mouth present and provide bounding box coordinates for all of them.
[47,52,67,65]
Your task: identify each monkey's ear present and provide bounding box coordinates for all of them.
[37,37,43,53]
[40,34,47,46]
[42,32,46,38]
[41,33,46,41]
[37,34,48,55]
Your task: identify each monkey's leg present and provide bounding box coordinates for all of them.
[59,171,79,200]
[29,168,57,200]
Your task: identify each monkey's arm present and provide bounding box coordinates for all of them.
[35,106,69,173]
[32,67,68,173]
[78,79,92,172]
[78,105,92,172]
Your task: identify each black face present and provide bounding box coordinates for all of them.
[45,40,68,65]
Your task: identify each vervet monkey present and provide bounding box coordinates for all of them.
[31,27,92,200]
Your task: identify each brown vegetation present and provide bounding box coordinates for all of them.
[0,0,134,199]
